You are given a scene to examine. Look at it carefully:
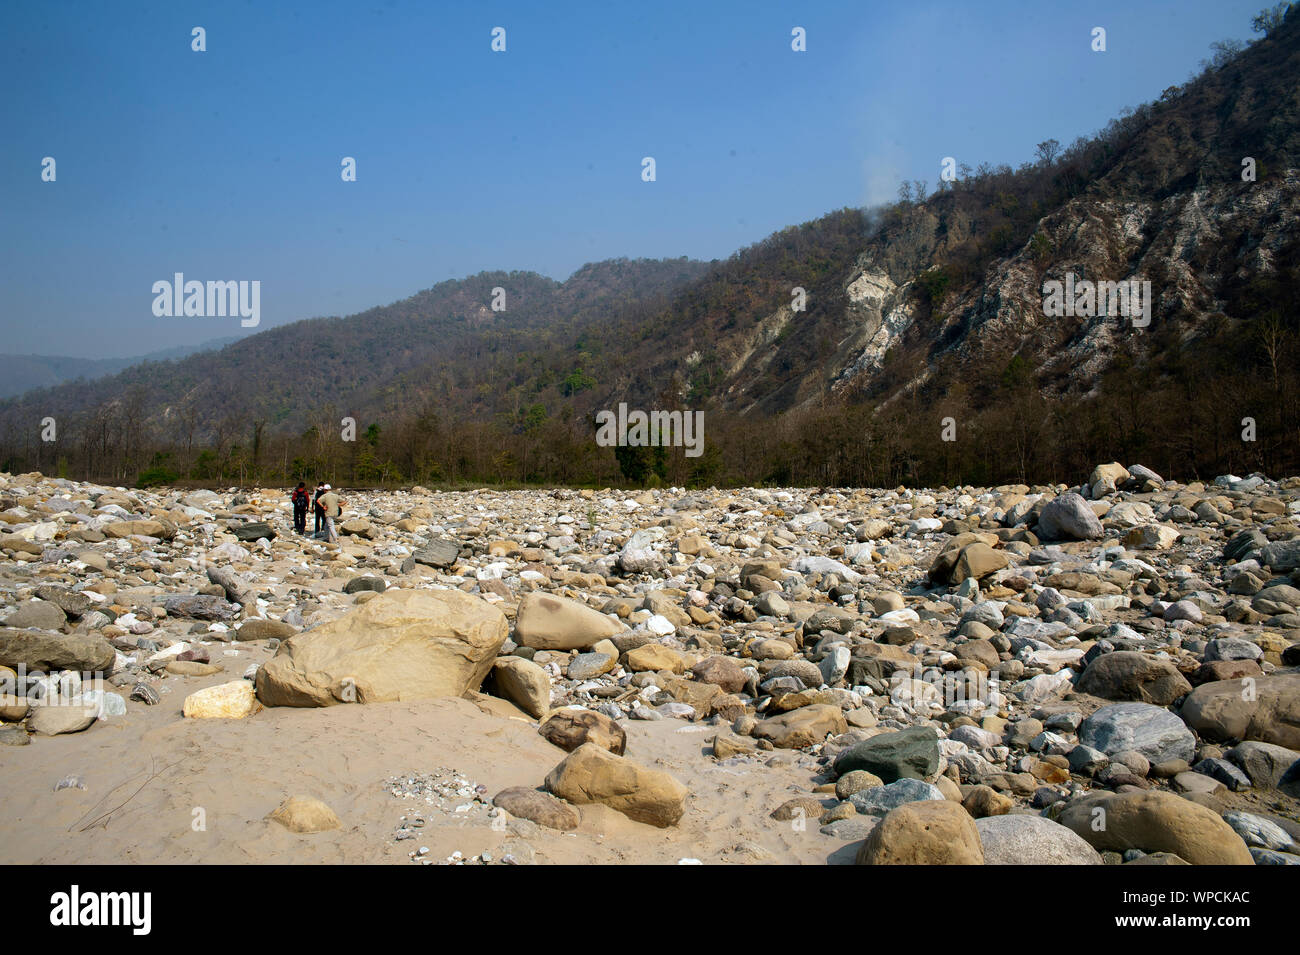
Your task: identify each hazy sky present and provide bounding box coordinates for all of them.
[0,0,1265,358]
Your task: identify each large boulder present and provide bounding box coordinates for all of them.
[1075,651,1192,706]
[976,814,1102,865]
[27,702,98,735]
[0,628,115,674]
[513,593,622,651]
[2,600,67,631]
[1180,675,1300,749]
[255,589,508,707]
[856,800,984,865]
[929,542,1008,585]
[834,726,941,782]
[751,704,846,749]
[492,787,580,830]
[1078,702,1196,764]
[183,681,262,719]
[1037,493,1103,541]
[413,539,461,568]
[1225,741,1300,790]
[691,655,747,693]
[104,519,174,540]
[488,657,551,719]
[1056,791,1253,865]
[544,743,687,827]
[849,778,946,816]
[539,709,626,755]
[230,521,275,542]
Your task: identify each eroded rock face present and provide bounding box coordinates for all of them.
[256,589,507,706]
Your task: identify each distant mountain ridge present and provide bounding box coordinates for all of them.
[0,338,240,399]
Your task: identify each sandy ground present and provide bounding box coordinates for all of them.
[0,657,857,865]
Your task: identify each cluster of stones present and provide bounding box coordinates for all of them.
[1,461,1298,863]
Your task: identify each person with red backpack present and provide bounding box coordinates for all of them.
[291,482,310,535]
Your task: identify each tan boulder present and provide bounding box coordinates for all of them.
[0,693,31,722]
[751,703,847,749]
[513,593,621,650]
[268,795,340,833]
[691,655,747,693]
[856,799,985,865]
[539,708,627,755]
[544,743,688,828]
[1056,790,1253,865]
[492,787,579,830]
[1180,674,1300,749]
[625,643,687,673]
[183,680,262,718]
[255,589,507,707]
[27,703,98,735]
[103,519,172,539]
[489,656,551,719]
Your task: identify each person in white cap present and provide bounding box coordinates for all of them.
[317,484,343,543]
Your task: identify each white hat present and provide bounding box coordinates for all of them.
[323,484,331,490]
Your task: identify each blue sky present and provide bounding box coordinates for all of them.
[0,0,1266,357]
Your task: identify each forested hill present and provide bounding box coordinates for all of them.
[2,7,1298,489]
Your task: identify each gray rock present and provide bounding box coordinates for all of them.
[343,576,387,594]
[0,725,30,745]
[27,703,98,735]
[976,814,1103,865]
[1068,744,1110,776]
[2,600,67,631]
[1250,848,1300,865]
[567,652,615,681]
[1262,539,1300,573]
[833,726,941,782]
[848,777,945,815]
[1203,638,1263,662]
[1223,811,1295,852]
[1078,702,1196,764]
[1037,493,1103,541]
[34,585,93,618]
[0,628,116,673]
[160,594,240,621]
[819,816,879,840]
[1226,741,1300,790]
[130,683,160,705]
[1224,528,1267,563]
[413,539,461,568]
[231,521,276,542]
[1193,757,1251,791]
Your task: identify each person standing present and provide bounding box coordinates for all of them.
[313,481,326,536]
[317,484,343,543]
[291,482,310,534]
